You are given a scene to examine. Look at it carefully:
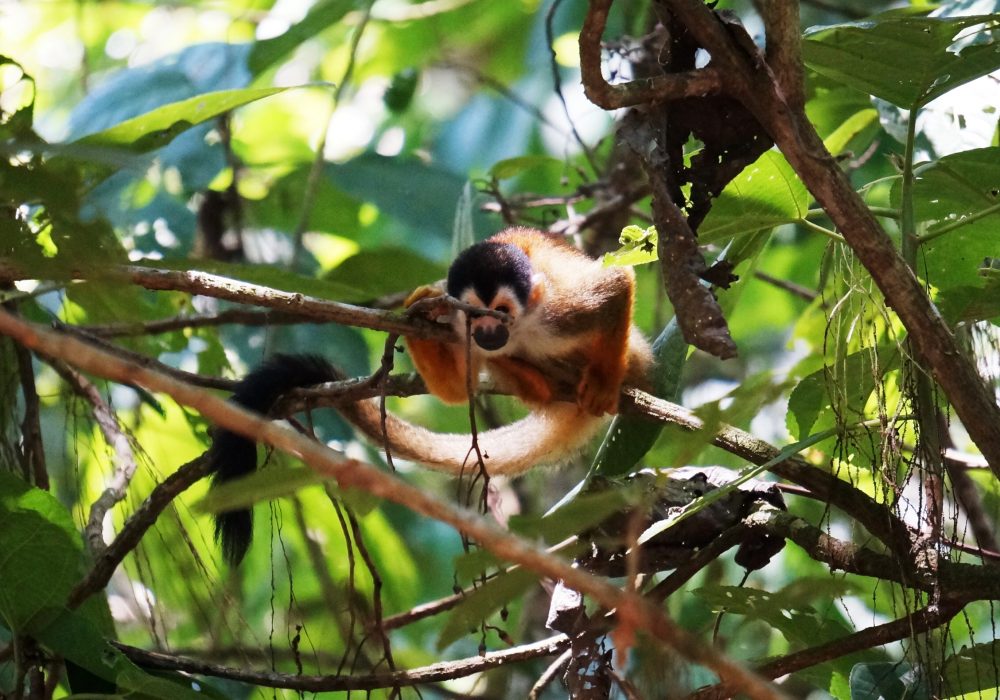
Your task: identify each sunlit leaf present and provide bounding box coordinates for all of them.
[74,87,292,153]
[804,12,1000,109]
[699,151,810,243]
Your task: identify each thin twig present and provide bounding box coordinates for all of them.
[49,359,139,556]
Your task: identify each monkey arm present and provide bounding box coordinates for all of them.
[487,355,556,406]
[404,337,471,403]
[541,267,635,415]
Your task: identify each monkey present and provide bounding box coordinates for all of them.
[208,226,653,564]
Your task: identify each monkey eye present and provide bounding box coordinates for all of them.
[494,304,511,315]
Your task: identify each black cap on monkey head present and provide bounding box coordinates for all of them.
[447,241,533,307]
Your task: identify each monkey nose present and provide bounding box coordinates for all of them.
[472,325,509,351]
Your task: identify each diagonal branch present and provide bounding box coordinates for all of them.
[0,307,788,700]
[661,0,1000,475]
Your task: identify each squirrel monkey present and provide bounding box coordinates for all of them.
[209,227,652,563]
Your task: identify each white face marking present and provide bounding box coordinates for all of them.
[452,284,530,356]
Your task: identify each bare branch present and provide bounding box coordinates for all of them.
[0,307,788,700]
[0,260,454,342]
[113,635,569,692]
[49,360,139,556]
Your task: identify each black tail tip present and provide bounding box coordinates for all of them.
[215,510,252,565]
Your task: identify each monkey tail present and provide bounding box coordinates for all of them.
[208,353,340,565]
[209,354,605,563]
[338,399,605,476]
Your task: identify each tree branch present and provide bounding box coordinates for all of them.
[662,0,1000,475]
[114,635,569,692]
[690,600,963,699]
[0,260,454,342]
[0,307,787,700]
[580,0,724,108]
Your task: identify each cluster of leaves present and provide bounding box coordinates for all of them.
[1,0,1000,698]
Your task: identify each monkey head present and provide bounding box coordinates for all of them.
[446,240,538,352]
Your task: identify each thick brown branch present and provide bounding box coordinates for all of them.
[691,600,963,699]
[758,0,805,112]
[0,308,786,700]
[621,388,913,556]
[580,0,724,109]
[663,0,1000,475]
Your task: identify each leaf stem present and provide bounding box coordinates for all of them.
[917,200,1000,244]
[799,217,846,244]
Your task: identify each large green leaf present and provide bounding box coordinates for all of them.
[787,347,899,440]
[699,151,810,243]
[905,147,1000,290]
[848,662,929,700]
[0,472,82,634]
[324,247,448,302]
[73,86,291,153]
[804,12,1000,109]
[325,154,475,239]
[34,607,209,699]
[66,42,252,140]
[942,639,1000,696]
[693,585,851,648]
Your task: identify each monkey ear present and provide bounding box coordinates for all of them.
[528,273,546,308]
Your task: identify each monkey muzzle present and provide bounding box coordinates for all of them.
[471,317,509,351]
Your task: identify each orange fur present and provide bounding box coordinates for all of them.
[381,227,652,476]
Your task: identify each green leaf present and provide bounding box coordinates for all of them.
[34,606,207,699]
[325,154,474,239]
[905,147,1000,291]
[937,276,1000,324]
[848,662,929,700]
[0,55,35,138]
[509,489,630,545]
[699,151,810,243]
[249,165,363,236]
[73,87,292,153]
[602,225,658,267]
[942,639,1000,696]
[0,472,83,634]
[488,155,563,181]
[693,586,851,648]
[325,247,447,301]
[196,464,332,515]
[437,568,537,650]
[804,12,1000,109]
[787,347,899,440]
[823,108,880,156]
[249,0,356,75]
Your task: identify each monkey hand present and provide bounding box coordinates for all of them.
[405,283,451,322]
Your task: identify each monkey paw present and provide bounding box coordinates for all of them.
[577,368,619,416]
[405,283,450,320]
